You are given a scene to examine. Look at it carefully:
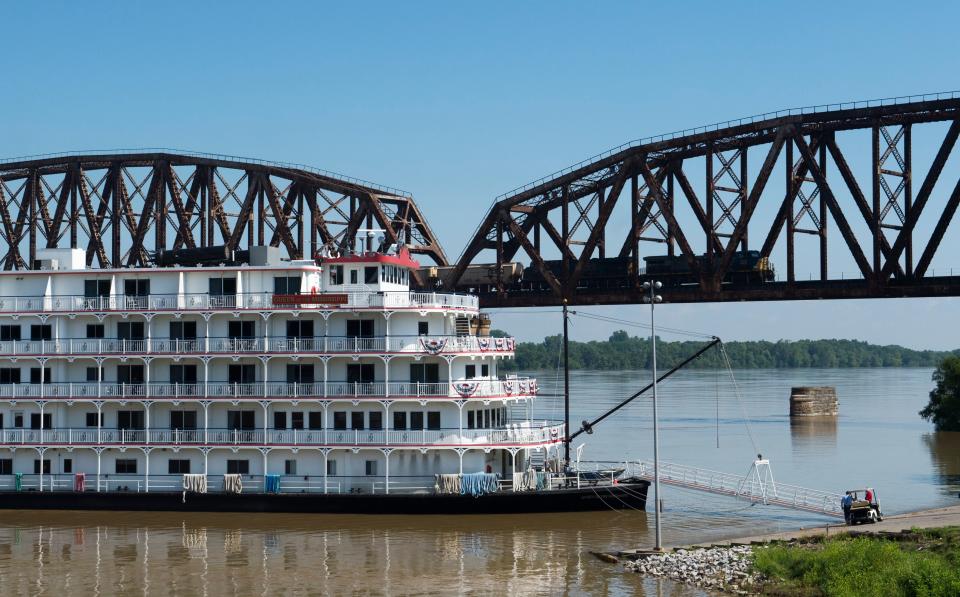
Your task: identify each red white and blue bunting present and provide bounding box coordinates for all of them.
[419,337,448,355]
[453,382,479,397]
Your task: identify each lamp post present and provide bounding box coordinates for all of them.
[643,280,663,551]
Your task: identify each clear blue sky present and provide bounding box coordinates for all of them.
[2,1,958,349]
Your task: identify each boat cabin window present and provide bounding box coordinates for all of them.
[364,266,378,284]
[0,368,20,384]
[124,279,150,296]
[228,365,257,384]
[410,363,439,384]
[30,325,52,341]
[326,460,337,475]
[292,412,304,430]
[208,277,237,296]
[34,459,51,474]
[482,364,489,377]
[86,367,102,382]
[365,460,378,476]
[0,459,11,475]
[228,321,256,339]
[86,324,105,339]
[13,413,23,428]
[393,412,407,430]
[84,279,111,298]
[30,413,52,429]
[170,411,197,430]
[427,411,440,430]
[0,325,20,341]
[168,459,191,474]
[346,320,375,338]
[117,410,145,430]
[170,321,197,340]
[350,269,358,284]
[118,322,145,341]
[346,364,375,383]
[329,265,344,285]
[117,365,145,385]
[351,412,365,430]
[29,367,52,384]
[418,321,429,336]
[170,365,198,385]
[467,411,475,429]
[63,459,72,474]
[274,412,287,430]
[286,364,314,384]
[227,460,249,475]
[286,320,314,338]
[410,412,424,431]
[465,365,476,379]
[274,276,301,295]
[285,459,297,475]
[308,412,322,430]
[333,412,347,430]
[369,411,383,430]
[115,459,137,474]
[227,410,256,430]
[86,413,104,427]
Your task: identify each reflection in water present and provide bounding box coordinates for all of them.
[923,431,960,494]
[790,416,838,455]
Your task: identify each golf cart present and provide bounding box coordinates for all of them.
[847,488,882,524]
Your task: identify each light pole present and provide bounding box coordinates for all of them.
[643,280,663,551]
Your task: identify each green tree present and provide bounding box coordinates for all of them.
[920,356,960,431]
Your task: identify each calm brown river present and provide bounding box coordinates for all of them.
[0,368,956,596]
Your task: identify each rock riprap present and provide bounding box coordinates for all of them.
[623,545,759,592]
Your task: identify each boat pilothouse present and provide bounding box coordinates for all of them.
[0,232,647,513]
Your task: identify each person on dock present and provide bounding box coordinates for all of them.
[842,491,853,522]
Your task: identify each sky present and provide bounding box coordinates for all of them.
[1,1,958,349]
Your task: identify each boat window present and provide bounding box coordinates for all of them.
[0,325,20,341]
[365,266,378,284]
[365,460,378,476]
[117,365,145,385]
[329,265,344,285]
[86,324,105,339]
[228,321,256,339]
[227,410,256,430]
[467,411,475,429]
[346,320,375,338]
[124,279,150,297]
[117,410,145,430]
[84,279,111,298]
[410,412,424,431]
[481,364,489,377]
[369,411,383,430]
[333,412,347,430]
[117,322,145,341]
[0,368,20,384]
[350,269,358,284]
[34,459,52,474]
[285,459,297,475]
[418,321,429,336]
[86,367,101,382]
[465,365,476,379]
[351,412,365,430]
[63,459,72,474]
[30,413,52,430]
[427,411,440,430]
[286,320,314,338]
[274,276,301,295]
[30,325,52,341]
[168,459,191,474]
[308,412,322,430]
[29,368,52,384]
[85,412,104,427]
[286,364,314,384]
[274,412,287,430]
[292,412,304,430]
[170,321,198,340]
[228,365,257,385]
[326,460,337,475]
[347,363,375,383]
[115,459,137,474]
[393,411,407,430]
[170,365,198,385]
[410,363,439,384]
[169,411,197,430]
[0,459,10,475]
[227,460,249,475]
[208,277,237,296]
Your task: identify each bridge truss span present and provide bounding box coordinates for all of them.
[0,150,448,270]
[447,95,960,306]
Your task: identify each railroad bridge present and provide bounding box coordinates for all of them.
[2,93,960,308]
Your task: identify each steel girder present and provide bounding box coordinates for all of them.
[0,152,447,269]
[447,97,960,306]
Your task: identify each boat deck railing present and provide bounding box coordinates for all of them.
[0,291,479,314]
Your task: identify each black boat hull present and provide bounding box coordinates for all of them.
[0,482,648,514]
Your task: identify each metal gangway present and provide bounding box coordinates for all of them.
[631,458,844,518]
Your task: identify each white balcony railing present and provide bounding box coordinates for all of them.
[0,378,539,400]
[0,291,479,314]
[0,335,516,357]
[0,422,565,448]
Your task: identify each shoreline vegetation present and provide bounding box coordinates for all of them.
[496,330,959,371]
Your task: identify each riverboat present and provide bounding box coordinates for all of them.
[0,236,647,513]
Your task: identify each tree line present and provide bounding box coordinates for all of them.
[494,330,959,371]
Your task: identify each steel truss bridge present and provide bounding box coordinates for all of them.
[2,93,960,308]
[0,150,446,273]
[447,93,960,307]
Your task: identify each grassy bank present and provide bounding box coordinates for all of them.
[752,527,960,596]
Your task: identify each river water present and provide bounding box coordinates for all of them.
[0,368,956,596]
